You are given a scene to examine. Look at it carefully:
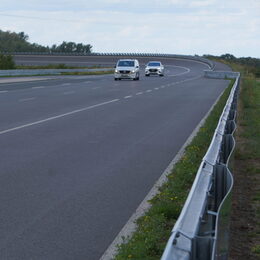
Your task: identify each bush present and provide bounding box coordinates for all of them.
[0,54,16,69]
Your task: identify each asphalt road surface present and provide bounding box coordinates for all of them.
[0,56,230,259]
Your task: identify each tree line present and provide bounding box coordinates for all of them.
[204,53,260,77]
[204,53,260,68]
[0,29,92,54]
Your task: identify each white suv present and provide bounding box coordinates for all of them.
[114,59,140,80]
[145,61,164,77]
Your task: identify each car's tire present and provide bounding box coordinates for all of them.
[114,78,118,81]
[145,74,150,77]
[159,74,164,77]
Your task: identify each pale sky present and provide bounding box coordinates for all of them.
[0,0,259,57]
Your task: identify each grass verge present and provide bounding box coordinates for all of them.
[0,70,114,78]
[114,79,235,260]
[60,70,114,76]
[229,75,260,259]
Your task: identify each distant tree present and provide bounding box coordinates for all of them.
[50,41,92,53]
[0,29,93,54]
[220,53,236,61]
[204,53,260,77]
[18,32,29,41]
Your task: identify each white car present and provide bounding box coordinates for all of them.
[114,59,140,80]
[145,61,164,77]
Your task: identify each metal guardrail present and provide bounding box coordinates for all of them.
[161,73,240,260]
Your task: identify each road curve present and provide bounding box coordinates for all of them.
[0,56,229,260]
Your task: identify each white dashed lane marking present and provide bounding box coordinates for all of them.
[0,99,119,135]
[32,86,45,89]
[19,97,35,102]
[63,91,75,95]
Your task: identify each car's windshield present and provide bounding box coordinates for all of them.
[148,62,161,66]
[117,60,135,67]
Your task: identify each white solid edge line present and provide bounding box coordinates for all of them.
[0,99,119,135]
[99,88,226,260]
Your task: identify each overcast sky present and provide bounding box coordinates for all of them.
[0,0,259,57]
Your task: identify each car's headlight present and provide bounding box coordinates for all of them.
[115,69,119,73]
[131,70,135,73]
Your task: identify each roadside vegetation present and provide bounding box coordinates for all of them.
[204,53,260,78]
[0,70,114,78]
[0,54,15,69]
[61,70,114,76]
[114,79,235,260]
[225,65,260,260]
[0,29,92,53]
[0,54,113,76]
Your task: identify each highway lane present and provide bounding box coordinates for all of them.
[0,63,198,131]
[0,58,229,259]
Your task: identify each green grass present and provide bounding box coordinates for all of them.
[0,70,114,78]
[251,245,260,255]
[236,77,260,258]
[239,78,260,157]
[60,70,114,76]
[114,79,235,260]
